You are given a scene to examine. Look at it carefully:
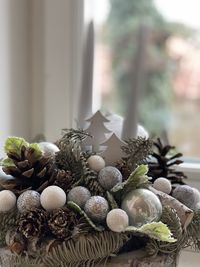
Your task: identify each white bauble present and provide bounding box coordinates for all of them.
[87,155,105,172]
[0,190,16,212]
[40,186,66,210]
[39,142,59,156]
[153,178,172,194]
[106,209,129,232]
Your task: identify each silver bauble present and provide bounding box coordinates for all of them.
[121,189,162,227]
[84,196,109,222]
[67,186,91,208]
[17,190,41,213]
[98,166,122,190]
[172,185,200,209]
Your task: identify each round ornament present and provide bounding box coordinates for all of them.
[84,196,109,222]
[0,190,16,212]
[106,209,129,232]
[87,155,105,172]
[67,186,91,208]
[40,186,66,211]
[17,190,41,213]
[172,185,200,209]
[121,189,162,227]
[195,202,200,210]
[98,166,122,190]
[39,142,59,156]
[153,177,172,194]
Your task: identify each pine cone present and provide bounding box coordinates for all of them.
[18,208,47,239]
[115,160,131,181]
[148,138,187,184]
[2,145,54,194]
[53,170,76,193]
[48,208,78,239]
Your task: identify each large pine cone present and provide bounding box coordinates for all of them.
[18,208,47,239]
[48,208,78,240]
[2,145,54,194]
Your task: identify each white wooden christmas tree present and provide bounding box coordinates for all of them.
[100,133,125,166]
[83,110,111,152]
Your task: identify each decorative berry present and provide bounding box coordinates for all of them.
[17,190,41,213]
[87,155,105,172]
[98,166,122,190]
[153,177,172,194]
[106,209,129,232]
[0,190,16,212]
[67,186,91,208]
[40,186,66,211]
[84,196,109,222]
[172,185,200,209]
[39,142,59,156]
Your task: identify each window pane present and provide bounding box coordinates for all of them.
[90,0,200,158]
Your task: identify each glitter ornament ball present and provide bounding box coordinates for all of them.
[153,177,172,194]
[121,189,162,227]
[172,185,200,209]
[0,190,16,212]
[39,142,59,156]
[87,155,105,172]
[17,190,41,213]
[67,186,91,208]
[106,209,129,233]
[84,196,109,222]
[40,186,66,211]
[98,166,122,190]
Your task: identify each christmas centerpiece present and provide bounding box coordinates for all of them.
[0,110,200,267]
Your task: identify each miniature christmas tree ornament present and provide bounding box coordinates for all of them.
[67,186,91,208]
[106,209,129,233]
[40,186,66,211]
[121,188,162,227]
[17,190,41,213]
[84,196,109,222]
[98,166,122,190]
[0,190,16,212]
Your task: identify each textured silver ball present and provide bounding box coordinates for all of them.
[153,177,172,194]
[84,196,109,222]
[17,190,41,213]
[106,209,129,232]
[98,166,122,190]
[40,186,66,210]
[0,190,16,212]
[87,155,105,172]
[67,186,91,208]
[172,185,200,209]
[39,142,59,156]
[121,189,162,227]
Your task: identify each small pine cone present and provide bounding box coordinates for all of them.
[85,178,105,197]
[48,208,78,240]
[53,170,76,193]
[18,208,47,239]
[2,145,54,195]
[115,160,131,181]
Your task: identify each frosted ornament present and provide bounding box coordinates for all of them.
[0,190,16,212]
[84,196,109,222]
[17,190,41,213]
[40,186,66,211]
[98,166,122,190]
[121,189,162,227]
[39,142,59,156]
[100,133,125,166]
[153,177,172,194]
[67,186,91,208]
[87,155,105,172]
[106,209,129,232]
[83,110,111,152]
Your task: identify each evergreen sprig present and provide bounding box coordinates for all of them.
[122,137,153,171]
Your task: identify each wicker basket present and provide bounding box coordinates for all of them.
[0,248,178,267]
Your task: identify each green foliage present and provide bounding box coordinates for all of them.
[122,137,153,171]
[185,210,200,250]
[4,137,29,157]
[106,191,118,209]
[0,253,43,267]
[43,231,129,267]
[1,158,15,167]
[126,221,176,243]
[29,143,42,160]
[111,164,149,202]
